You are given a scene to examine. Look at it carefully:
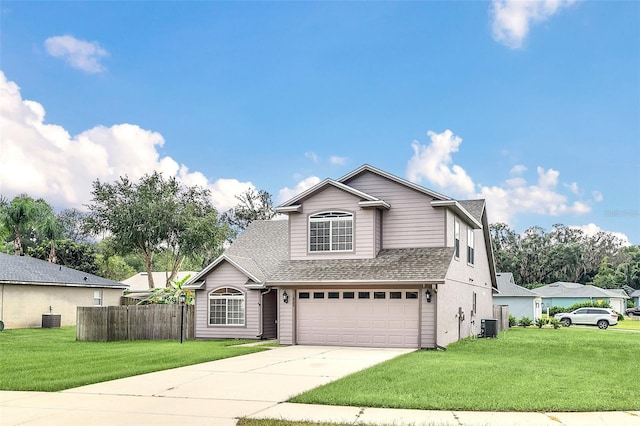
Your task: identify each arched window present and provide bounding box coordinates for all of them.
[208,287,245,326]
[309,211,353,252]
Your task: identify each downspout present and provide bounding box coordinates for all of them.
[256,287,273,339]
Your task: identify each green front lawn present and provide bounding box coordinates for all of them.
[0,327,266,391]
[291,327,639,412]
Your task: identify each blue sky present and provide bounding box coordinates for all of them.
[1,1,638,244]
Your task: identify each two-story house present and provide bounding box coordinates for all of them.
[187,165,497,348]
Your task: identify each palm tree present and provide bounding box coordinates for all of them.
[0,195,38,255]
[39,214,62,263]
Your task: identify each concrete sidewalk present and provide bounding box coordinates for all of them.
[0,345,412,425]
[1,345,638,425]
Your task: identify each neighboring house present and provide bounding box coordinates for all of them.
[0,253,127,329]
[631,289,640,307]
[187,164,497,349]
[494,272,542,320]
[535,281,629,314]
[122,271,197,302]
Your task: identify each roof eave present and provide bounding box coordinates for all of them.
[358,200,391,209]
[431,200,482,229]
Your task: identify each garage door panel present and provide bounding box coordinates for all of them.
[297,289,419,348]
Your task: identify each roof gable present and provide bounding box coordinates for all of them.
[495,272,539,297]
[275,178,389,211]
[338,164,451,201]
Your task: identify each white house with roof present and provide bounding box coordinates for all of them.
[187,164,497,349]
[494,272,542,321]
[535,281,629,314]
[0,253,127,329]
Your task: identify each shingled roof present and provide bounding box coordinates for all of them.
[495,272,539,297]
[189,220,455,287]
[270,247,454,284]
[0,252,127,288]
[535,282,629,299]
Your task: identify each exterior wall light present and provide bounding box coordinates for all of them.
[425,289,432,303]
[283,290,289,304]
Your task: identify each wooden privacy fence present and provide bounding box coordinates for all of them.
[76,305,194,341]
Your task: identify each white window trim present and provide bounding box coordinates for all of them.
[208,287,246,327]
[93,290,103,306]
[467,228,475,266]
[308,211,354,253]
[454,218,460,259]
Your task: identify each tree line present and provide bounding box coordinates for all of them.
[2,172,638,292]
[490,223,640,290]
[0,172,274,288]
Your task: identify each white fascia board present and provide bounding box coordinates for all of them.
[274,205,302,213]
[276,178,383,209]
[358,200,391,209]
[431,200,482,229]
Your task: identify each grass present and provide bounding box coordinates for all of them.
[616,317,640,331]
[290,327,640,412]
[0,327,266,391]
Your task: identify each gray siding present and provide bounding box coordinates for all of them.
[421,289,436,348]
[278,288,294,344]
[345,172,445,248]
[194,262,261,340]
[289,186,376,260]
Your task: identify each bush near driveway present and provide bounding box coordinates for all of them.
[290,328,639,412]
[0,327,266,391]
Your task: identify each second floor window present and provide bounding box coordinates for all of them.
[309,211,353,252]
[467,228,475,265]
[454,219,460,259]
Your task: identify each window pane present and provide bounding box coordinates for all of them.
[374,292,386,299]
[358,292,370,299]
[313,292,325,299]
[389,292,402,299]
[299,292,310,299]
[328,292,340,299]
[343,291,355,299]
[405,292,418,299]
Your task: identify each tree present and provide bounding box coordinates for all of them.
[222,189,276,235]
[85,172,231,288]
[28,239,99,274]
[57,208,91,244]
[0,194,56,256]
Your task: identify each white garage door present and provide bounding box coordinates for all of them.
[296,289,420,348]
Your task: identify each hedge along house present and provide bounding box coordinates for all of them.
[535,281,629,314]
[0,252,127,329]
[187,165,497,348]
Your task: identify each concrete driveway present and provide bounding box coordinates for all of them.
[0,345,414,425]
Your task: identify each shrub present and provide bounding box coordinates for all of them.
[519,317,532,327]
[550,318,561,329]
[508,314,517,327]
[535,317,547,328]
[547,301,612,317]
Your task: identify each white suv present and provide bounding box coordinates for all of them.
[554,308,618,329]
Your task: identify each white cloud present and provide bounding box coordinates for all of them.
[304,151,319,163]
[592,191,603,202]
[571,223,630,247]
[406,129,475,195]
[0,71,252,213]
[510,164,527,175]
[405,128,593,225]
[329,156,348,166]
[490,0,575,49]
[45,35,108,73]
[564,181,580,195]
[276,176,321,205]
